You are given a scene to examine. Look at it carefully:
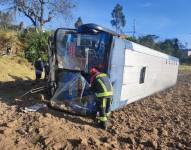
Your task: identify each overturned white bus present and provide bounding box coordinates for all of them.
[48,24,179,115]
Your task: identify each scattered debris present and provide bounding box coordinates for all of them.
[23,103,47,112]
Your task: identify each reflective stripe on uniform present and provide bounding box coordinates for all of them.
[95,73,113,98]
[102,98,106,108]
[98,116,107,122]
[96,73,107,79]
[97,79,107,92]
[96,91,113,97]
[106,112,111,117]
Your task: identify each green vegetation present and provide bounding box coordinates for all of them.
[127,35,185,60]
[0,0,74,63]
[0,29,25,55]
[0,29,52,62]
[111,3,126,33]
[0,28,189,64]
[22,30,52,62]
[179,65,191,71]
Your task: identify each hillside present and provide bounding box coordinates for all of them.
[0,56,35,82]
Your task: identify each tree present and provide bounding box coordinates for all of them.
[126,34,183,58]
[138,35,159,50]
[0,0,76,29]
[158,38,182,58]
[111,3,126,33]
[126,36,138,43]
[173,38,181,58]
[24,31,51,62]
[0,11,13,28]
[74,17,83,28]
[159,39,174,55]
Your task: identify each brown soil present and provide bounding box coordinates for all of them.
[0,70,191,150]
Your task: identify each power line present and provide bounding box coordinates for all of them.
[123,19,139,37]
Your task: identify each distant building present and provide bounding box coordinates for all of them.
[181,49,191,59]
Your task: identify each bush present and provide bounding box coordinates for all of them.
[23,30,52,62]
[0,29,25,55]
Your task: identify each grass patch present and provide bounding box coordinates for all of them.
[179,65,191,71]
[0,56,35,81]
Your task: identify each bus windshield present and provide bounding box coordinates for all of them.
[56,29,111,72]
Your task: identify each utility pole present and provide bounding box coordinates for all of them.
[132,19,136,38]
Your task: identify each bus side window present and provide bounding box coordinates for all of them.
[139,67,146,84]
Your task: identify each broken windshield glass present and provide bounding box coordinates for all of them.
[56,30,111,72]
[50,71,96,115]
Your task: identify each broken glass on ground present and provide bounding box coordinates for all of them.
[24,103,47,112]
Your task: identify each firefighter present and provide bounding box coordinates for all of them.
[89,67,113,129]
[34,58,44,81]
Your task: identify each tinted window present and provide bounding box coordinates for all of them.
[140,67,146,84]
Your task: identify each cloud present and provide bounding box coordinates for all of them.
[137,2,152,7]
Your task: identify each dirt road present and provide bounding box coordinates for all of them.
[0,70,191,150]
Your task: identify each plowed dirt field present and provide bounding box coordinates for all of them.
[0,64,191,150]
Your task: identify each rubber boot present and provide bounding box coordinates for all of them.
[100,121,107,130]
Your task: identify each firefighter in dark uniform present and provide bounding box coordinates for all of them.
[89,67,113,129]
[34,58,44,81]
